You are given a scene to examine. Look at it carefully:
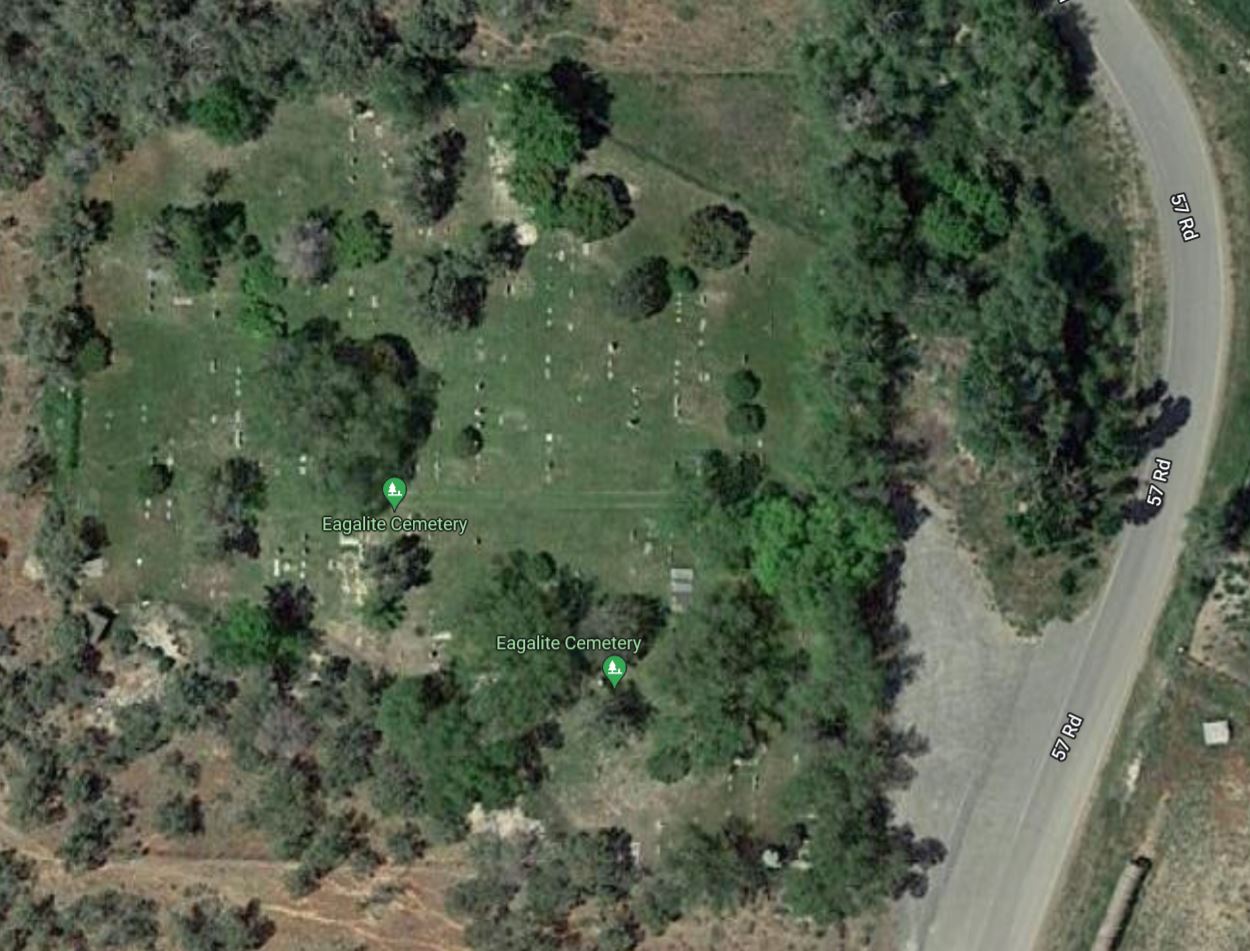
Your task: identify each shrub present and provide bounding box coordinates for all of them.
[683,204,752,270]
[612,257,671,320]
[73,337,110,375]
[671,265,699,293]
[562,174,632,241]
[157,793,205,838]
[171,896,272,951]
[724,369,761,404]
[454,425,484,458]
[138,461,174,497]
[188,78,273,145]
[726,403,766,435]
[335,211,392,269]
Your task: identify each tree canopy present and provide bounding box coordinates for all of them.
[682,205,753,270]
[612,257,671,320]
[187,78,273,144]
[264,319,436,507]
[208,586,317,672]
[562,174,633,241]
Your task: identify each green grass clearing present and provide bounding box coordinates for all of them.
[78,92,815,639]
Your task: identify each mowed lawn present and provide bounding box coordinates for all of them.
[77,92,817,625]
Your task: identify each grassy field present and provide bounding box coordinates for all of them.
[1042,1,1250,947]
[77,91,815,636]
[608,74,823,234]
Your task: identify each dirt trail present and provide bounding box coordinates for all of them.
[0,816,468,950]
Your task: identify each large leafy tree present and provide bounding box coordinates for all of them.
[611,257,671,320]
[403,128,467,225]
[409,249,489,330]
[648,583,801,777]
[208,587,316,672]
[264,319,436,506]
[682,205,752,270]
[498,72,581,222]
[562,174,633,241]
[456,551,592,738]
[152,201,246,291]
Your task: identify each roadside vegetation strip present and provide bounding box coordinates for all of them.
[1042,1,1250,948]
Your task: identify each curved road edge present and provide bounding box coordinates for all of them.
[903,1,1235,949]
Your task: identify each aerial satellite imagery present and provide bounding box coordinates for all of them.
[0,0,1247,949]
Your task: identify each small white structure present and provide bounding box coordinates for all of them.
[1202,719,1231,746]
[670,567,695,614]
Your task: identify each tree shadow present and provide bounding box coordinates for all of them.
[864,510,928,709]
[1222,484,1250,548]
[1137,393,1191,452]
[1050,3,1098,101]
[891,823,949,899]
[548,58,613,150]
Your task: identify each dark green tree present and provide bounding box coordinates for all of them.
[725,402,766,435]
[265,319,435,506]
[152,202,246,291]
[454,425,484,458]
[398,0,478,58]
[205,457,266,558]
[611,257,671,320]
[187,78,273,144]
[648,583,800,775]
[208,594,313,672]
[562,174,633,241]
[682,205,752,270]
[409,249,489,329]
[138,461,174,497]
[403,128,467,225]
[371,53,450,127]
[724,368,761,403]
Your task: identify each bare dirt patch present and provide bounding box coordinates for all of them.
[1190,554,1250,684]
[0,803,470,951]
[900,338,1081,631]
[890,492,1030,948]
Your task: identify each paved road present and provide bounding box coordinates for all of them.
[900,2,1232,949]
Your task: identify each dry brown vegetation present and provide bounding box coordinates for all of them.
[0,183,58,633]
[471,0,805,73]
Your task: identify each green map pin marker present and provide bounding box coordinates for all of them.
[383,477,407,511]
[602,655,627,688]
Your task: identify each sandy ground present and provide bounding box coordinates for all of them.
[889,492,1033,947]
